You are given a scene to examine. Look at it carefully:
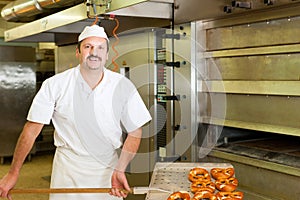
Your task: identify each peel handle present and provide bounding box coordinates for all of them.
[10,188,132,194]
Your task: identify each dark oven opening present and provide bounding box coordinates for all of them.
[199,125,300,169]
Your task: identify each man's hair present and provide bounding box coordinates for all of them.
[77,40,109,53]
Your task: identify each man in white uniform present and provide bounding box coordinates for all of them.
[0,25,152,200]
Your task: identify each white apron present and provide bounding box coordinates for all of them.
[50,147,121,200]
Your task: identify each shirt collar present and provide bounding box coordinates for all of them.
[76,66,108,94]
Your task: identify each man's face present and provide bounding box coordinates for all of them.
[76,36,108,71]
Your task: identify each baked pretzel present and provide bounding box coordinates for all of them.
[188,168,211,182]
[192,191,217,200]
[167,191,191,200]
[215,177,238,192]
[210,168,234,180]
[216,191,244,200]
[190,180,215,193]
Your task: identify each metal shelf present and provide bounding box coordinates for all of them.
[145,162,233,200]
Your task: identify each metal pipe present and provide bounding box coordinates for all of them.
[1,0,83,22]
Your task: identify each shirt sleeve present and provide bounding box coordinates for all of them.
[27,79,56,124]
[121,89,152,133]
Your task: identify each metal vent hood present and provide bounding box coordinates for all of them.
[3,0,300,43]
[2,0,174,43]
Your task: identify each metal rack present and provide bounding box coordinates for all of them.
[145,162,233,200]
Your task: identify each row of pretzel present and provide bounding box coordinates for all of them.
[167,167,244,200]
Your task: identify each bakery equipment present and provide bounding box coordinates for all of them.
[10,186,171,195]
[10,162,233,199]
[195,12,300,199]
[0,46,36,164]
[145,162,233,200]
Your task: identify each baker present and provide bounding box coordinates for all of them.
[0,24,152,200]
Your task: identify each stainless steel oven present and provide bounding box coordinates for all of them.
[195,10,300,199]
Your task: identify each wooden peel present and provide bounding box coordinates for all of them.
[10,188,131,194]
[10,187,171,195]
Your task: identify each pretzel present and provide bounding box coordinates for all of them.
[215,177,238,192]
[190,180,215,193]
[167,191,190,200]
[188,168,211,182]
[210,168,234,180]
[192,191,217,200]
[216,191,244,200]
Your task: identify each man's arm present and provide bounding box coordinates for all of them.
[111,127,142,197]
[0,121,44,199]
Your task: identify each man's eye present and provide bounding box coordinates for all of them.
[84,45,91,49]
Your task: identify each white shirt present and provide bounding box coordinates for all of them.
[27,66,152,162]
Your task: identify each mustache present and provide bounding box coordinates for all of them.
[87,55,102,61]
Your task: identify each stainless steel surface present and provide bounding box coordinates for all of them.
[0,46,36,158]
[4,3,86,42]
[203,2,300,30]
[132,187,171,194]
[107,1,172,19]
[3,0,173,42]
[196,9,300,137]
[190,22,199,163]
[4,0,300,43]
[1,0,83,22]
[145,162,233,200]
[201,117,300,138]
[206,151,300,200]
[192,5,300,199]
[174,0,300,24]
[201,93,300,137]
[203,81,300,96]
[3,0,300,24]
[1,0,173,22]
[206,17,300,51]
[157,24,194,162]
[203,44,300,58]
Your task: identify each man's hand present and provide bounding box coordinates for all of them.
[110,128,142,198]
[0,121,43,200]
[110,170,131,198]
[0,171,19,200]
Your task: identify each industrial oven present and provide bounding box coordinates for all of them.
[195,11,300,199]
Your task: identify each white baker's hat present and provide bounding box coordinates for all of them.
[78,25,109,42]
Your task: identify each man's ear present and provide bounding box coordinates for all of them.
[76,48,80,58]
